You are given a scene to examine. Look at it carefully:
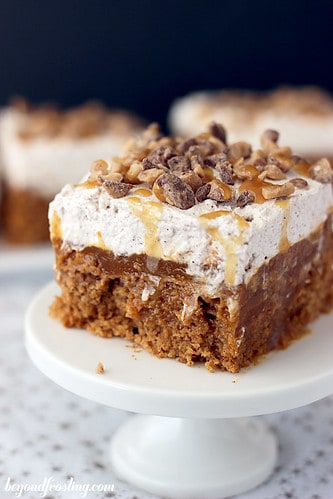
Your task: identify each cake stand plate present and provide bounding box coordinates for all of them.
[25,282,333,499]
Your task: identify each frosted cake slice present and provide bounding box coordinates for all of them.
[0,98,144,243]
[49,123,333,373]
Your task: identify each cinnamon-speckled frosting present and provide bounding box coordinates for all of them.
[49,123,333,293]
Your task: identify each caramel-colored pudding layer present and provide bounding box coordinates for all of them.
[50,213,333,373]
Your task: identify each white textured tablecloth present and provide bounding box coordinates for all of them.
[0,268,333,499]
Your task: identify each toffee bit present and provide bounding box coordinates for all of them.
[190,153,204,169]
[178,171,203,192]
[168,155,191,173]
[142,157,155,170]
[195,183,211,202]
[289,177,309,189]
[215,161,234,185]
[102,180,132,198]
[236,190,255,207]
[228,141,252,161]
[209,122,227,144]
[154,173,195,209]
[147,145,176,167]
[207,181,227,202]
[204,152,229,168]
[95,362,105,374]
[263,129,279,143]
[178,137,197,154]
[310,158,333,184]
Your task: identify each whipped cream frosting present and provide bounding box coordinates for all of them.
[169,89,333,156]
[0,109,141,197]
[49,174,333,296]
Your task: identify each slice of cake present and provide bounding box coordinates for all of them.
[49,123,333,373]
[0,98,144,244]
[168,86,333,163]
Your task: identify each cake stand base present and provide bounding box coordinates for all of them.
[111,415,276,499]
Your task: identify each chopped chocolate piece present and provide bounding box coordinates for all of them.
[195,183,211,202]
[209,122,227,144]
[154,173,195,209]
[236,190,255,207]
[168,155,191,173]
[102,180,132,198]
[310,158,333,183]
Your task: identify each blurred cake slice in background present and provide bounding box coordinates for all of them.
[0,98,145,244]
[168,86,333,163]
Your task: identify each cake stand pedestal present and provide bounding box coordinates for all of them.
[25,283,333,499]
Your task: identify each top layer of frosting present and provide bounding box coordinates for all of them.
[49,124,333,295]
[168,87,333,156]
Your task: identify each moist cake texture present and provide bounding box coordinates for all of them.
[49,123,333,372]
[0,98,144,243]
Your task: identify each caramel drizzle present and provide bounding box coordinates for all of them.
[127,196,164,259]
[199,211,249,286]
[275,199,291,252]
[50,211,62,239]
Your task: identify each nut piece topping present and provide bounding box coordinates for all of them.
[85,122,326,209]
[262,182,295,200]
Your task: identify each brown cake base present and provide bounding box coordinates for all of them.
[1,185,50,244]
[50,214,333,373]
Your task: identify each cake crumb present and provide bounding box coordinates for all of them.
[95,362,105,374]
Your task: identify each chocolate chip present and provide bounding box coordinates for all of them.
[102,181,132,198]
[195,183,211,202]
[209,122,227,144]
[236,190,255,207]
[155,173,195,209]
[168,155,191,173]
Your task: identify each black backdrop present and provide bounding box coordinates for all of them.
[1,0,333,129]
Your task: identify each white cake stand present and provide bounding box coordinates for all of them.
[25,282,333,499]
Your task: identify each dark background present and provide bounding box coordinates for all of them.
[1,0,333,129]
